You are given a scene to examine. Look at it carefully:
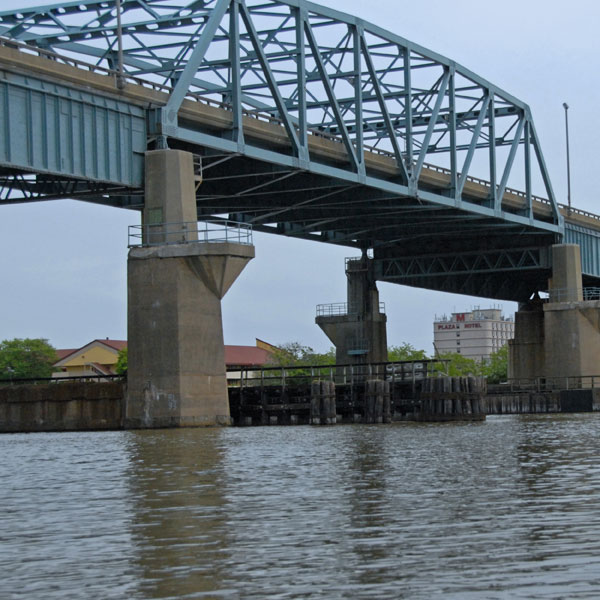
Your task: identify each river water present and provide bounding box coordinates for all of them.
[1,414,600,599]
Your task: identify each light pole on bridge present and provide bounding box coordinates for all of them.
[563,102,572,213]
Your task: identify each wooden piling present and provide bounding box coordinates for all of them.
[310,380,337,425]
[322,380,336,425]
[383,380,392,423]
[310,381,321,425]
[365,380,375,423]
[418,376,486,421]
[374,379,384,424]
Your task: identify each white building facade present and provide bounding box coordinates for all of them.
[433,308,514,362]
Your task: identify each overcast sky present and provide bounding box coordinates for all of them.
[1,0,598,354]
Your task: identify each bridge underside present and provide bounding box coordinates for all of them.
[1,0,600,303]
[169,143,553,302]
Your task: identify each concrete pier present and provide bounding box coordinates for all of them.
[125,149,254,427]
[508,296,545,380]
[316,256,387,364]
[509,243,600,381]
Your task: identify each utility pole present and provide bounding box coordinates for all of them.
[563,102,571,213]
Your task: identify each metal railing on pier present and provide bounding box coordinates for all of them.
[227,359,445,390]
[128,219,253,248]
[543,287,600,303]
[316,301,386,317]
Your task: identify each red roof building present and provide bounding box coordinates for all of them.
[53,338,276,378]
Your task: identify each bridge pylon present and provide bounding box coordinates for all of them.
[509,244,600,383]
[316,256,387,365]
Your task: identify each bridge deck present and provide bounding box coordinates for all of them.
[2,41,598,227]
[1,39,599,300]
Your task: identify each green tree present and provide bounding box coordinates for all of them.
[480,345,508,384]
[270,342,336,367]
[388,343,428,362]
[115,347,128,375]
[264,342,336,385]
[434,352,481,377]
[0,338,57,380]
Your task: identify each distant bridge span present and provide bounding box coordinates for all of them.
[1,0,599,302]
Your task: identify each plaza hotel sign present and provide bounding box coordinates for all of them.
[436,314,482,330]
[436,323,482,330]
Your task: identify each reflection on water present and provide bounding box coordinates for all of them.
[1,415,600,599]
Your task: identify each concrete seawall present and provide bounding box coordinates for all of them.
[0,382,125,433]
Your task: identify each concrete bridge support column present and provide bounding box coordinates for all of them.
[543,245,600,380]
[509,243,600,382]
[507,297,545,380]
[316,257,387,365]
[125,149,254,428]
[548,243,583,301]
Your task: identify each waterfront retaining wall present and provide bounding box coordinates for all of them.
[486,389,600,414]
[0,382,125,433]
[3,380,599,434]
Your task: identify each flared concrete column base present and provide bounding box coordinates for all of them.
[126,242,254,428]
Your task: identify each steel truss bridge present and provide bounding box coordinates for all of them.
[1,0,599,301]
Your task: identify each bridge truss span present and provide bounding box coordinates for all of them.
[1,0,595,301]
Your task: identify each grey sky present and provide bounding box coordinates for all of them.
[1,0,598,353]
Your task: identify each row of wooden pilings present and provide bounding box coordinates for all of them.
[309,379,392,425]
[418,376,487,421]
[229,375,488,426]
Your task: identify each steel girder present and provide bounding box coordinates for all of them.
[0,0,575,301]
[0,0,562,234]
[0,171,143,207]
[377,247,549,280]
[373,247,552,302]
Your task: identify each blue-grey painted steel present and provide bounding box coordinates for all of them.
[5,0,600,301]
[0,0,563,235]
[565,223,600,278]
[0,69,145,187]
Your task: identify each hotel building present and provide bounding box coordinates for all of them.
[433,308,514,361]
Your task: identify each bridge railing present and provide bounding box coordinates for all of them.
[128,220,253,247]
[316,302,386,317]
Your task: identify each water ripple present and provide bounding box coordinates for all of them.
[1,415,600,598]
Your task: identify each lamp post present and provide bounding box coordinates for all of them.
[563,102,571,213]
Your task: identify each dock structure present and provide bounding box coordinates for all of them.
[227,359,488,425]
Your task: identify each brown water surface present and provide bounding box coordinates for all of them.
[1,414,600,599]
